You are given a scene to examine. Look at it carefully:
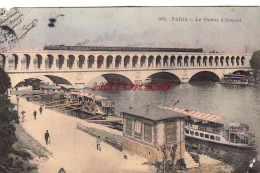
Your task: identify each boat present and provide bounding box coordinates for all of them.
[66,91,115,116]
[158,106,256,149]
[219,73,253,86]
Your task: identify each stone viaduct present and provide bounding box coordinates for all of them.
[0,46,252,88]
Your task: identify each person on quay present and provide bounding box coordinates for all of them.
[33,110,37,120]
[39,105,43,114]
[21,111,26,122]
[44,130,50,145]
[97,136,101,151]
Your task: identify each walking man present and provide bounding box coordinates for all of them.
[33,110,37,120]
[21,111,26,122]
[39,105,43,114]
[97,136,101,151]
[44,130,50,145]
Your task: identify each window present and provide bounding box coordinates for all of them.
[134,121,142,138]
[190,131,194,135]
[125,118,132,136]
[210,135,215,140]
[166,122,175,143]
[185,130,189,134]
[216,136,220,141]
[200,133,204,137]
[195,132,199,136]
[205,134,209,138]
[144,124,152,142]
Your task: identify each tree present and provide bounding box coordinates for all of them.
[0,68,19,170]
[249,50,260,81]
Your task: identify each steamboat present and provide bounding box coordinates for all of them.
[158,106,256,148]
[219,73,253,86]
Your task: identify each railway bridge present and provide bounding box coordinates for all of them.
[0,46,252,88]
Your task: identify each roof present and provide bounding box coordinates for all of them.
[58,84,74,89]
[158,106,225,123]
[70,92,108,100]
[121,106,187,121]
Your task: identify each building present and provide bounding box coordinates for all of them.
[122,106,187,162]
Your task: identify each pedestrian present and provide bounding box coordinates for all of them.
[33,110,37,120]
[39,106,43,114]
[97,136,101,151]
[21,111,26,122]
[58,168,66,173]
[44,130,50,145]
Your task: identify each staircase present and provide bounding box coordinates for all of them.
[183,152,200,169]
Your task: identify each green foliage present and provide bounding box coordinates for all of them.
[190,153,200,164]
[250,50,260,69]
[0,68,19,171]
[0,68,11,94]
[176,158,186,169]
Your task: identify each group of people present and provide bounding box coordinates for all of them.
[21,105,43,122]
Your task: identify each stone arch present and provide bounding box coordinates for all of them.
[0,54,6,69]
[226,56,230,66]
[132,55,138,68]
[232,70,251,76]
[46,54,54,69]
[197,56,201,67]
[215,56,219,66]
[124,55,130,68]
[57,55,65,69]
[68,55,75,69]
[220,56,224,66]
[236,56,240,66]
[170,56,176,67]
[209,56,213,66]
[177,56,182,67]
[8,54,19,70]
[163,56,169,67]
[148,56,154,68]
[32,54,43,69]
[101,73,133,84]
[203,56,207,67]
[88,55,95,68]
[156,56,162,67]
[78,55,85,69]
[115,55,122,69]
[241,56,245,66]
[184,56,189,67]
[45,75,72,85]
[140,56,146,67]
[106,55,113,69]
[231,56,235,66]
[190,56,195,67]
[97,55,105,69]
[145,72,181,83]
[189,71,220,82]
[21,54,31,70]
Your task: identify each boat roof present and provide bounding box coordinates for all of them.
[158,106,225,123]
[122,105,187,121]
[223,73,250,77]
[58,84,74,89]
[70,92,108,100]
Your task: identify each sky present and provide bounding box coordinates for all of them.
[0,7,260,53]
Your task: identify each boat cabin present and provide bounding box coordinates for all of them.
[122,106,187,162]
[68,92,115,115]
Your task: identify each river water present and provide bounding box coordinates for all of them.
[86,81,260,171]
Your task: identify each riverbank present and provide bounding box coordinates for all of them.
[6,123,51,173]
[10,94,152,173]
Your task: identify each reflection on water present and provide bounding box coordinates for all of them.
[86,82,260,170]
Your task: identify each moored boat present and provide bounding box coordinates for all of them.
[66,91,115,116]
[158,106,256,149]
[219,73,253,86]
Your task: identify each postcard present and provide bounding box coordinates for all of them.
[0,6,260,173]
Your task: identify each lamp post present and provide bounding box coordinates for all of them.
[16,95,19,115]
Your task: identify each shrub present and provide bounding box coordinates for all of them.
[176,158,186,170]
[190,153,200,164]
